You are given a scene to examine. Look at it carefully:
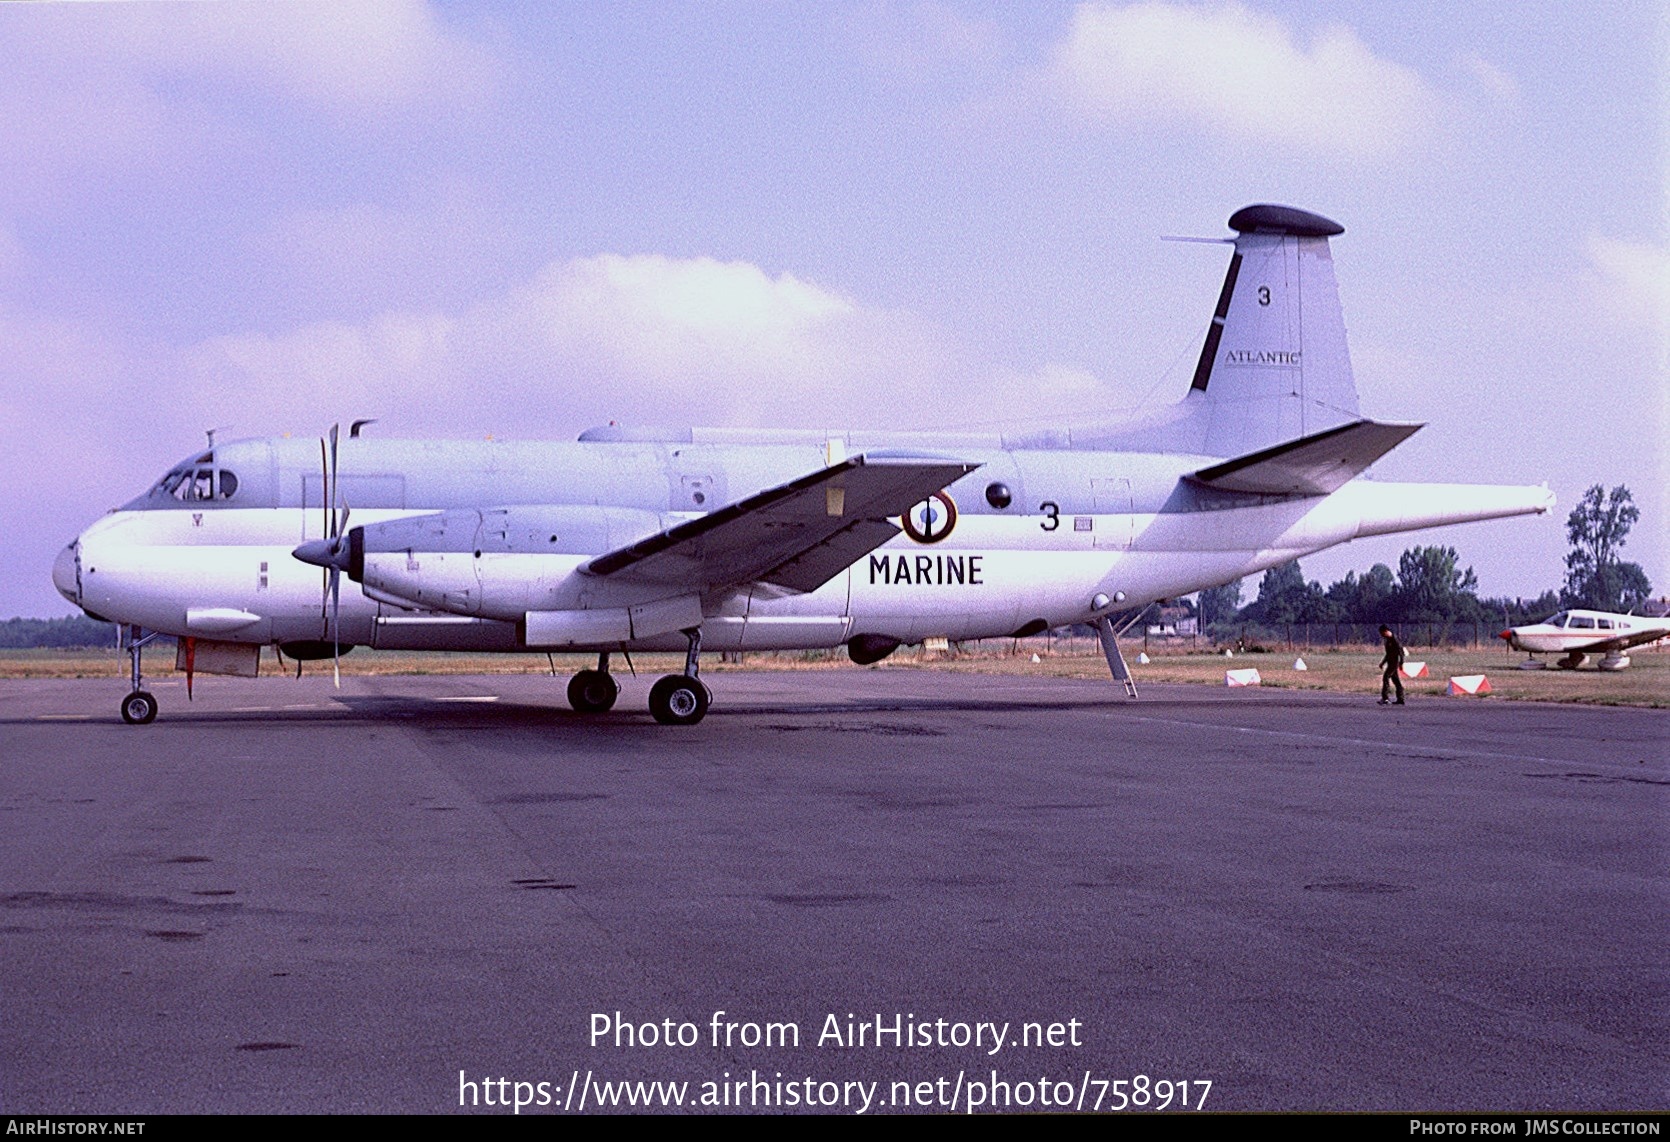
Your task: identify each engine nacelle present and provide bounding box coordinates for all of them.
[348,505,671,620]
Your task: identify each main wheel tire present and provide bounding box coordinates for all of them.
[648,675,709,725]
[121,690,158,725]
[567,669,619,713]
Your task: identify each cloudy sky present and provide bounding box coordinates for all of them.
[2,1,1663,618]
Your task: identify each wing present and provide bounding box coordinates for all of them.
[583,453,979,594]
[1608,624,1670,653]
[1188,420,1422,496]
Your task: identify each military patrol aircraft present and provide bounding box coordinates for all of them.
[53,204,1556,725]
[1499,608,1670,670]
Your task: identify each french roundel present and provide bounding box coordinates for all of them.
[901,492,957,544]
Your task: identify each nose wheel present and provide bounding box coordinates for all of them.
[121,690,159,724]
[648,627,710,725]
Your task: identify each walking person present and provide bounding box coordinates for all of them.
[1378,624,1405,705]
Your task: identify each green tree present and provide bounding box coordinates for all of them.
[1325,563,1394,623]
[1197,580,1243,629]
[1562,484,1652,611]
[1478,590,1561,627]
[0,615,117,648]
[1244,561,1335,623]
[1393,546,1479,622]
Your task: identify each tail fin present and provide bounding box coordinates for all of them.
[1190,205,1361,455]
[1060,204,1365,458]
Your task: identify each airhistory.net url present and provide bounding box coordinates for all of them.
[458,1069,1211,1114]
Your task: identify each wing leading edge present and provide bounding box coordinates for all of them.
[583,453,980,594]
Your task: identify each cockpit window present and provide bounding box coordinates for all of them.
[1544,612,1568,627]
[151,466,239,501]
[1568,615,1596,629]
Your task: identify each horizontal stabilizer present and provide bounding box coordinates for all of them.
[584,453,979,593]
[1187,420,1421,496]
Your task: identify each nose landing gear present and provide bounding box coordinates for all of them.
[120,625,162,724]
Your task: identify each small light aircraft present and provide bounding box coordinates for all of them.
[54,205,1556,725]
[1499,609,1670,670]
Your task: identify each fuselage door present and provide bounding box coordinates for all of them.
[1090,477,1134,549]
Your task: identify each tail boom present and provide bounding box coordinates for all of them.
[1336,481,1557,540]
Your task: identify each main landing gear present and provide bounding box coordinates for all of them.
[120,625,161,724]
[567,652,621,713]
[563,631,711,725]
[648,628,710,726]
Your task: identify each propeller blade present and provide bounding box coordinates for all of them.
[330,565,341,689]
[328,423,341,539]
[319,436,329,544]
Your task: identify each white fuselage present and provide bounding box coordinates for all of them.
[1501,610,1670,656]
[56,432,1555,657]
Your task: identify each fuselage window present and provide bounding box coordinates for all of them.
[1569,616,1596,629]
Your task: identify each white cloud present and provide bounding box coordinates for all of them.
[1583,235,1670,334]
[177,254,956,433]
[21,1,493,115]
[0,2,494,201]
[152,1,495,116]
[509,255,857,382]
[1049,2,1440,157]
[185,312,457,423]
[1460,53,1520,106]
[172,252,1133,436]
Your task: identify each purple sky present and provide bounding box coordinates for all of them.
[3,2,1663,618]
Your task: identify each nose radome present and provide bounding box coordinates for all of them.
[52,542,78,604]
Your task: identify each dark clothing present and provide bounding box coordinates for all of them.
[1379,632,1405,703]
